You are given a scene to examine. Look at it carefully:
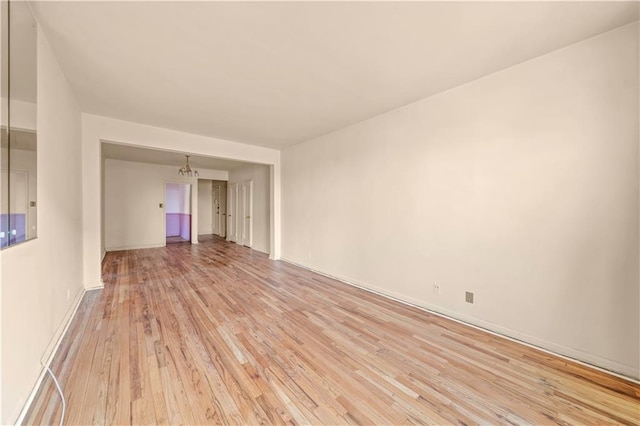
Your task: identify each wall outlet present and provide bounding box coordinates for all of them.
[465,291,474,304]
[66,289,70,301]
[433,283,440,295]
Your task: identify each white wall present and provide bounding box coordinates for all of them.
[198,179,213,235]
[229,164,270,254]
[282,24,640,379]
[1,28,84,423]
[104,159,227,250]
[100,150,105,259]
[82,114,281,288]
[2,99,36,130]
[165,182,190,214]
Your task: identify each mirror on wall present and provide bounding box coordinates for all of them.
[1,0,37,248]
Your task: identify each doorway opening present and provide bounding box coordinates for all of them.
[197,179,227,242]
[165,182,191,244]
[227,180,253,247]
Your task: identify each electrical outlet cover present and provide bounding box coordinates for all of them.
[465,291,474,303]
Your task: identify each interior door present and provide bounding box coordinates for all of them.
[240,180,253,247]
[219,184,227,238]
[227,183,238,242]
[212,185,220,235]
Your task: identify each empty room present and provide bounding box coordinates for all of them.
[1,1,639,424]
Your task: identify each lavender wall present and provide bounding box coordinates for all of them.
[165,213,191,240]
[165,183,191,241]
[179,214,191,241]
[166,213,180,237]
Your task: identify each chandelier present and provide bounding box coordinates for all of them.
[178,155,199,177]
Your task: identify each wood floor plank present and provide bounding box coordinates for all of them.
[24,234,640,425]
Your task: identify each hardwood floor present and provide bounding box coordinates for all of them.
[166,236,190,244]
[25,236,640,425]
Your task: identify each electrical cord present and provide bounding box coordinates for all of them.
[46,367,66,426]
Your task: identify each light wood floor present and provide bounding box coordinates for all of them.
[26,235,640,425]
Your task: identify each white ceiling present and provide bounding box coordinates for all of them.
[101,142,250,171]
[32,1,639,149]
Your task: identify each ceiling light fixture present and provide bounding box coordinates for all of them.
[178,155,199,177]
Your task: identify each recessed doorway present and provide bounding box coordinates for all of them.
[165,182,191,244]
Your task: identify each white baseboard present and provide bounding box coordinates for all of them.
[14,288,90,425]
[105,242,165,251]
[84,280,104,291]
[281,258,640,383]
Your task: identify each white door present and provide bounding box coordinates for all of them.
[227,183,238,242]
[219,184,227,238]
[240,180,253,247]
[212,185,220,235]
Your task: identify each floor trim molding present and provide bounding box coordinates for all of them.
[281,258,640,384]
[105,242,166,251]
[85,281,105,291]
[14,288,93,425]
